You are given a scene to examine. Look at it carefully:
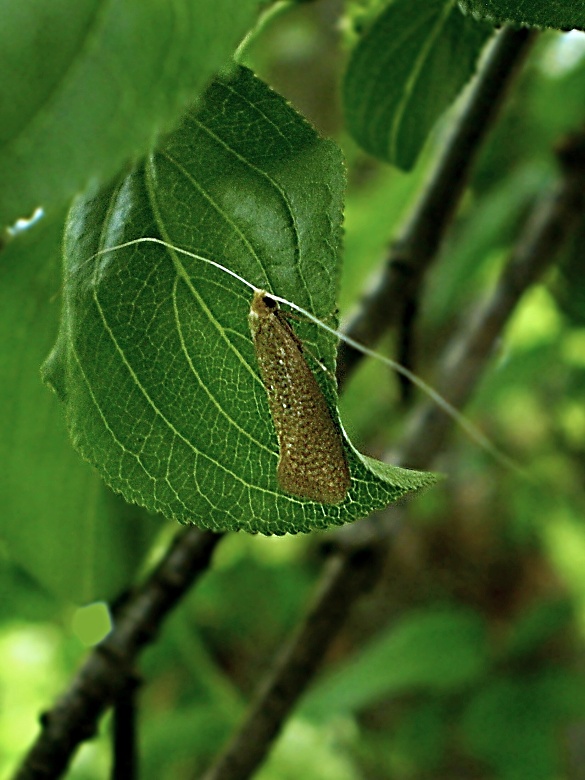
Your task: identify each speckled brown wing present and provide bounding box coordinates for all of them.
[249,290,350,504]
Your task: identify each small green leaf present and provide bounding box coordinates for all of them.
[0,212,160,603]
[45,66,436,535]
[343,0,492,169]
[303,607,488,718]
[502,598,575,661]
[459,0,585,31]
[462,670,585,779]
[0,0,260,229]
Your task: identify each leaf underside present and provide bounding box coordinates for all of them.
[45,66,436,535]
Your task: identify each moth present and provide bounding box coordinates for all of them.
[249,290,350,504]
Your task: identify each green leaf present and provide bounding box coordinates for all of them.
[303,607,488,718]
[0,0,260,229]
[343,0,492,169]
[0,213,160,603]
[458,0,585,30]
[502,598,575,661]
[390,701,449,773]
[44,66,436,536]
[462,670,585,780]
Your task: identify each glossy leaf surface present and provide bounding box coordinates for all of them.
[45,67,436,535]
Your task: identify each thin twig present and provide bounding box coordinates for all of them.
[12,527,221,780]
[337,25,536,387]
[111,680,139,780]
[200,130,585,780]
[396,133,585,471]
[201,544,385,780]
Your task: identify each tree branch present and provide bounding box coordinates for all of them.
[337,24,536,387]
[201,129,585,780]
[111,679,139,780]
[12,527,221,780]
[201,544,385,780]
[397,132,585,471]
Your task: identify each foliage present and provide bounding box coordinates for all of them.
[0,0,260,228]
[343,0,492,168]
[0,210,161,602]
[458,0,585,31]
[43,66,434,536]
[2,1,585,779]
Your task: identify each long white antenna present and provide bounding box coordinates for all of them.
[82,237,257,292]
[269,292,525,475]
[78,237,524,474]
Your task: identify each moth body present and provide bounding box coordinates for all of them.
[249,290,350,504]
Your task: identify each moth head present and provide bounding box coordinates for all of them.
[262,294,278,309]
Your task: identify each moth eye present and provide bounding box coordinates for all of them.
[263,295,278,309]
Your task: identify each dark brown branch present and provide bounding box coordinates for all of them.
[12,527,221,780]
[201,130,585,780]
[201,543,385,780]
[397,132,585,471]
[111,679,139,780]
[336,25,536,387]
